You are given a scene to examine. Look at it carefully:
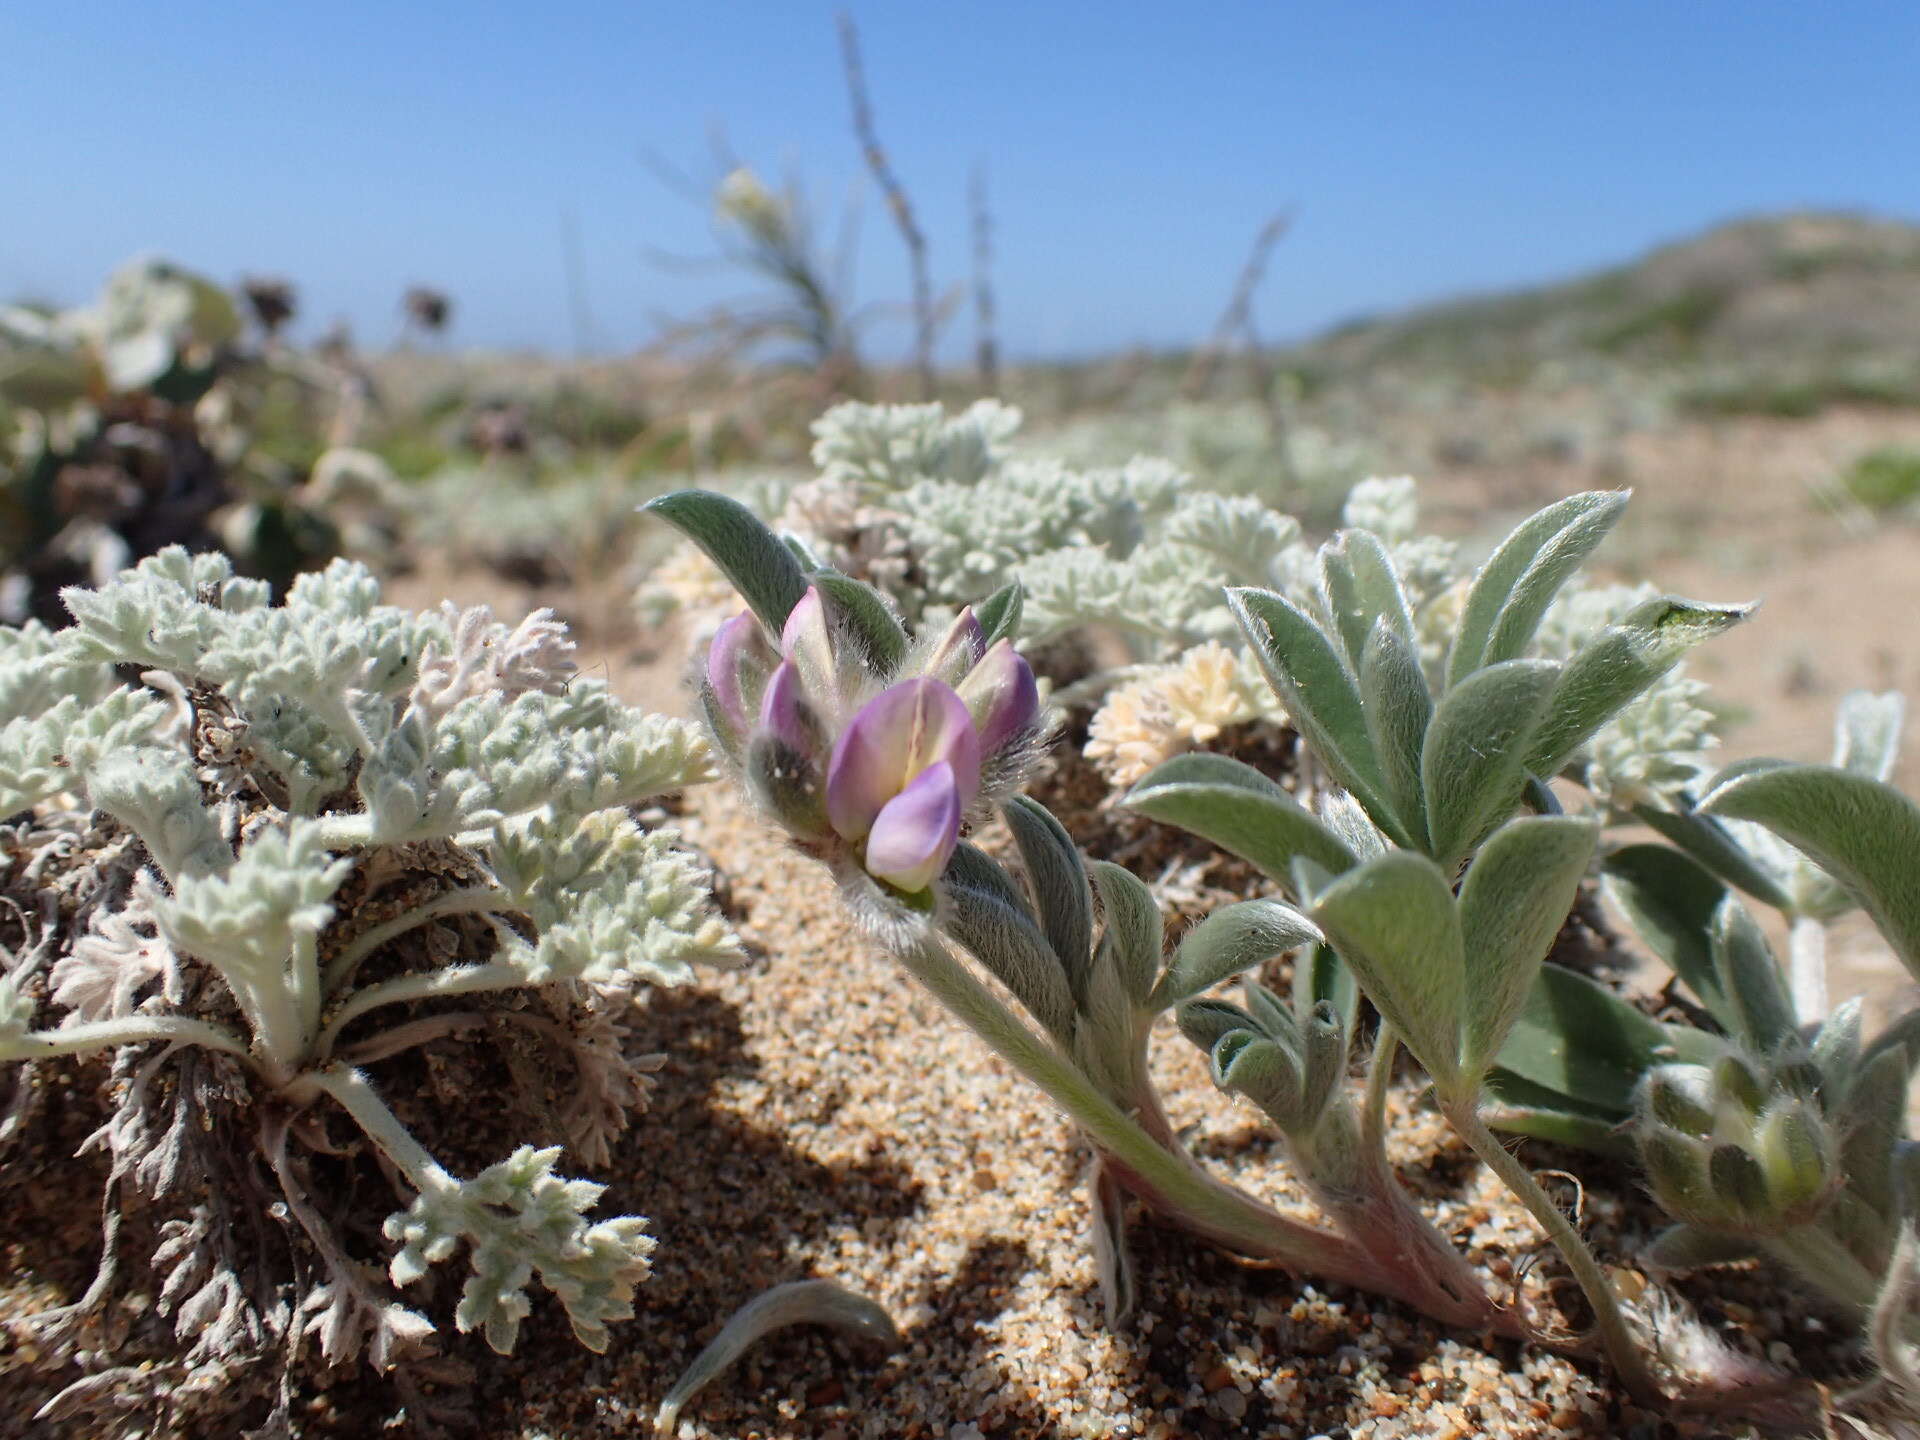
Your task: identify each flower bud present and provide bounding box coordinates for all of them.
[1640,1129,1715,1224]
[923,606,984,687]
[1753,1099,1834,1221]
[704,610,775,756]
[1708,1143,1769,1225]
[781,586,839,716]
[957,639,1040,758]
[1643,1065,1717,1138]
[1712,1053,1766,1120]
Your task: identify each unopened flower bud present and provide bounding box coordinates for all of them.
[1712,1053,1766,1119]
[923,606,984,687]
[957,639,1040,757]
[1643,1065,1717,1138]
[1640,1129,1715,1224]
[705,610,775,755]
[1753,1099,1834,1220]
[1708,1143,1769,1225]
[781,586,839,715]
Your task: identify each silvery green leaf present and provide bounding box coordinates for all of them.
[0,688,165,815]
[1320,529,1415,670]
[1004,796,1094,1001]
[1704,764,1920,979]
[503,815,741,987]
[810,572,907,679]
[1601,843,1732,1024]
[1310,851,1466,1092]
[1241,976,1296,1039]
[1421,659,1559,870]
[1357,619,1431,841]
[1150,899,1320,1013]
[1291,938,1358,1036]
[1843,1047,1908,1221]
[1834,690,1905,782]
[0,620,116,718]
[384,1144,656,1355]
[1446,490,1629,686]
[84,748,229,879]
[975,581,1025,649]
[1089,861,1161,1007]
[1298,1000,1348,1128]
[1457,816,1599,1078]
[1126,753,1357,891]
[943,847,1076,1040]
[1176,998,1255,1055]
[1641,1224,1759,1272]
[1481,1093,1634,1157]
[1525,597,1752,780]
[1862,1009,1920,1078]
[1227,587,1402,839]
[1630,801,1796,913]
[645,489,811,635]
[1709,897,1796,1053]
[1315,788,1391,861]
[1496,964,1720,1120]
[1210,1031,1304,1123]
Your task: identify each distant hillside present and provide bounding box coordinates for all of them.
[1296,212,1920,406]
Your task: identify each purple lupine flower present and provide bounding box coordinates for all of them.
[826,678,982,891]
[706,611,762,738]
[923,606,985,687]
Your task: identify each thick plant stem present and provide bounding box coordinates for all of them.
[893,933,1513,1330]
[1449,1104,1663,1407]
[305,1065,449,1191]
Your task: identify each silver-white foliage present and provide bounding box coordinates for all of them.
[0,547,740,1384]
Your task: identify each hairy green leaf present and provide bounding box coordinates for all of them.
[1358,620,1432,846]
[1601,843,1731,1023]
[1321,529,1415,669]
[1089,861,1161,1008]
[1311,851,1465,1091]
[644,490,810,636]
[1004,796,1095,1001]
[1126,752,1357,891]
[808,572,907,678]
[1705,764,1920,979]
[1447,489,1629,686]
[1709,897,1795,1053]
[1151,899,1320,1013]
[1458,816,1598,1077]
[1421,659,1559,869]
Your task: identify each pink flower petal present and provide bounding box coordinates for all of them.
[705,611,759,735]
[757,660,811,752]
[863,760,963,892]
[825,677,982,841]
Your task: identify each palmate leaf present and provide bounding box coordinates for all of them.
[808,572,907,678]
[1125,753,1357,893]
[1310,851,1466,1092]
[1226,587,1407,843]
[1457,816,1598,1077]
[1420,659,1558,870]
[1525,596,1752,780]
[1357,620,1432,844]
[1704,764,1920,979]
[1320,529,1415,670]
[1494,963,1719,1122]
[1150,899,1321,1013]
[1446,490,1629,687]
[1601,843,1733,1024]
[645,489,811,635]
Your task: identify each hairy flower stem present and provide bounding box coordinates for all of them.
[1447,1104,1663,1407]
[1787,915,1828,1025]
[894,932,1517,1332]
[0,1013,250,1064]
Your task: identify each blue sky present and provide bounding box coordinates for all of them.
[4,3,1917,359]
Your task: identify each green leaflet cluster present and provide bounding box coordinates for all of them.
[0,547,738,1413]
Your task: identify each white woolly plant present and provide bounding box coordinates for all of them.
[0,549,739,1413]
